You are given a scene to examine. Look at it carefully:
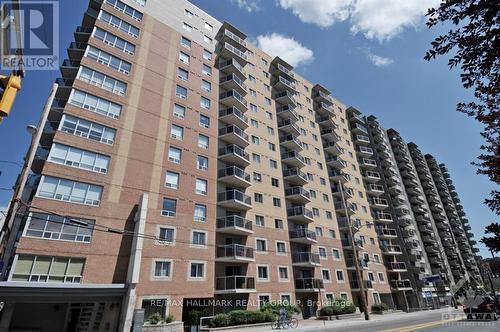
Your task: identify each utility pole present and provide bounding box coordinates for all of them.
[0,83,58,279]
[339,180,370,320]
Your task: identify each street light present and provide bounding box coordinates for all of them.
[338,180,370,321]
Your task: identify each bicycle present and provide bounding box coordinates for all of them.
[271,317,299,329]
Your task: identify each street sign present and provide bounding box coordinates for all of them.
[422,291,433,299]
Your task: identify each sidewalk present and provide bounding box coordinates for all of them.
[222,307,457,332]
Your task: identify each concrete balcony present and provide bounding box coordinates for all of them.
[377,228,398,239]
[219,125,249,147]
[217,216,253,235]
[275,90,297,107]
[283,168,308,185]
[278,119,300,136]
[285,186,311,204]
[274,75,297,94]
[271,62,295,81]
[289,228,317,244]
[287,206,314,223]
[350,280,373,290]
[369,198,389,209]
[314,90,333,105]
[349,114,365,125]
[218,145,251,167]
[219,58,246,79]
[292,252,321,267]
[386,262,407,272]
[219,28,248,49]
[354,135,370,145]
[325,155,347,169]
[279,135,303,151]
[329,170,349,184]
[373,212,393,223]
[217,42,248,65]
[219,73,247,95]
[218,166,251,188]
[215,276,255,294]
[323,141,343,155]
[315,101,335,116]
[276,104,299,121]
[321,128,341,142]
[217,190,252,210]
[381,245,403,255]
[356,146,374,157]
[295,278,324,292]
[363,171,381,183]
[419,224,434,234]
[316,115,336,128]
[359,158,377,169]
[219,107,248,129]
[281,150,305,167]
[219,89,248,111]
[335,201,356,215]
[216,244,255,263]
[390,279,413,291]
[351,123,368,135]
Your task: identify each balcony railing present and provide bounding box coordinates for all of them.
[292,252,320,265]
[295,278,324,290]
[218,144,249,161]
[218,166,251,182]
[390,280,412,290]
[285,186,310,199]
[216,244,254,260]
[217,190,251,205]
[282,168,307,182]
[219,42,248,61]
[217,215,253,232]
[289,228,317,241]
[386,262,407,271]
[215,276,255,292]
[219,107,248,125]
[219,89,248,107]
[223,29,247,47]
[287,206,313,219]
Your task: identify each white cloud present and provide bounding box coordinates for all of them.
[277,0,353,28]
[231,0,261,12]
[276,0,440,41]
[256,33,314,67]
[367,52,393,67]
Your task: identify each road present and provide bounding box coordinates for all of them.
[234,308,499,332]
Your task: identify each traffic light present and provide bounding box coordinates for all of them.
[0,74,22,118]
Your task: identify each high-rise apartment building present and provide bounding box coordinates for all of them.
[0,0,482,330]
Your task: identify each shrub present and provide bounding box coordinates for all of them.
[209,313,231,328]
[165,314,175,323]
[371,303,389,313]
[147,312,162,325]
[228,310,249,325]
[319,299,356,316]
[260,302,300,317]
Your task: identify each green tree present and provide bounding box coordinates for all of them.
[425,1,500,214]
[480,222,500,253]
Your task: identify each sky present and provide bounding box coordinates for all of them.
[0,0,497,258]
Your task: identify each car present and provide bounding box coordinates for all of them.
[463,295,499,320]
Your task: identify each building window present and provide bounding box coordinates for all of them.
[197,155,208,171]
[329,229,336,238]
[11,255,85,283]
[256,239,267,252]
[153,261,171,278]
[198,134,209,149]
[177,67,189,81]
[275,219,283,229]
[332,249,341,260]
[251,136,260,145]
[254,193,263,203]
[161,198,177,217]
[252,154,261,163]
[69,89,122,119]
[85,46,131,74]
[269,160,278,169]
[318,247,327,259]
[271,178,279,187]
[200,96,211,109]
[183,22,192,32]
[202,64,212,76]
[257,266,268,280]
[378,272,385,283]
[201,79,211,92]
[194,204,206,222]
[165,171,179,189]
[273,197,281,207]
[106,0,143,21]
[253,172,262,182]
[322,269,331,281]
[315,227,323,237]
[179,52,190,64]
[60,115,116,145]
[255,215,265,227]
[199,114,210,128]
[77,66,127,96]
[192,231,206,246]
[195,179,208,195]
[189,262,205,279]
[278,267,288,281]
[176,85,187,99]
[184,9,193,18]
[373,254,380,264]
[168,146,181,164]
[37,176,102,206]
[268,143,276,151]
[170,124,184,140]
[336,270,345,282]
[340,293,348,300]
[157,227,175,244]
[181,36,191,49]
[203,35,212,44]
[203,49,212,61]
[93,28,136,55]
[25,213,94,243]
[251,119,259,127]
[312,208,319,216]
[259,295,270,308]
[325,211,333,220]
[173,104,186,119]
[276,241,286,254]
[204,22,213,31]
[48,143,110,174]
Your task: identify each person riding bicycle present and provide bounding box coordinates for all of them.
[278,307,287,328]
